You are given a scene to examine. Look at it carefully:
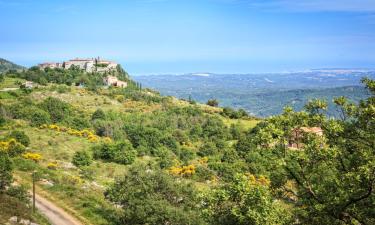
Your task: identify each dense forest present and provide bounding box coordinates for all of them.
[0,65,374,224]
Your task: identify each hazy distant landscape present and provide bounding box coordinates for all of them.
[134,69,375,117]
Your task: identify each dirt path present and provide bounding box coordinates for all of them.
[34,193,83,225]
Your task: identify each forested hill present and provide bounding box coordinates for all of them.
[134,70,375,117]
[0,58,25,72]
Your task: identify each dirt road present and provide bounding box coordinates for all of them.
[34,193,83,225]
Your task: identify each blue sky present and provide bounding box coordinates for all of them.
[1,0,375,74]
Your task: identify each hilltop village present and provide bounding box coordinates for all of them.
[37,57,127,88]
[38,57,118,73]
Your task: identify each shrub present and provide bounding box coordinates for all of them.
[0,152,13,191]
[39,97,71,122]
[6,185,30,203]
[92,140,136,165]
[67,116,91,130]
[47,162,58,170]
[91,108,106,121]
[8,130,30,147]
[30,109,51,126]
[72,151,92,167]
[22,152,42,162]
[207,99,219,107]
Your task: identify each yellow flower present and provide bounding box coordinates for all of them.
[22,152,42,162]
[47,162,58,170]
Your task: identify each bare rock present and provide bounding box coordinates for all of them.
[19,219,30,225]
[8,216,18,224]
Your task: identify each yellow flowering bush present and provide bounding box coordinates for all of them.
[22,152,42,162]
[198,157,208,164]
[63,174,82,185]
[168,164,196,176]
[47,162,58,170]
[0,138,26,156]
[39,124,104,143]
[245,173,271,186]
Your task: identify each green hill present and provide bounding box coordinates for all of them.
[0,67,373,225]
[0,58,25,73]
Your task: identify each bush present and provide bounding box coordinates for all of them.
[67,116,90,130]
[6,185,30,203]
[91,108,106,121]
[0,153,13,191]
[39,97,71,122]
[8,130,30,147]
[72,151,92,167]
[93,140,137,165]
[207,99,219,107]
[30,109,51,127]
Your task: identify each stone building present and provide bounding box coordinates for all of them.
[288,127,324,149]
[103,75,127,88]
[38,57,118,73]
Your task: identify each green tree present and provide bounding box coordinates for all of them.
[243,78,375,224]
[201,173,290,225]
[105,162,206,225]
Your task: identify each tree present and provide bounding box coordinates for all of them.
[243,78,375,224]
[105,162,206,225]
[72,151,92,167]
[201,173,290,225]
[207,99,219,107]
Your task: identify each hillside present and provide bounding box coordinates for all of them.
[0,58,25,73]
[0,67,374,225]
[134,71,375,117]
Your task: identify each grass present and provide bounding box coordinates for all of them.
[5,124,126,225]
[222,117,260,130]
[0,77,25,89]
[0,194,51,225]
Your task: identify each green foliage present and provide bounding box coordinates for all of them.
[206,99,219,107]
[8,130,30,147]
[30,109,51,126]
[201,174,290,225]
[92,140,136,165]
[241,78,375,224]
[0,152,13,191]
[221,107,249,119]
[105,162,206,225]
[5,185,30,203]
[92,108,106,121]
[72,151,92,167]
[39,97,72,123]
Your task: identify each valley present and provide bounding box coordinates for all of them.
[134,70,375,117]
